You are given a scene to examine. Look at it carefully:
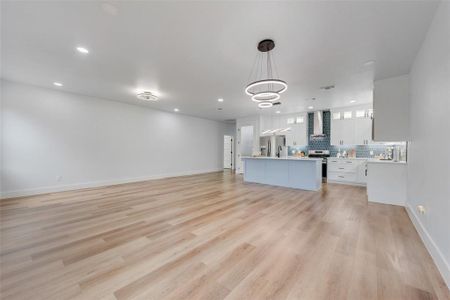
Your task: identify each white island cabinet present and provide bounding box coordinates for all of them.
[367,160,407,206]
[241,157,322,191]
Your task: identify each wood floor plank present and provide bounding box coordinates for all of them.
[1,171,448,300]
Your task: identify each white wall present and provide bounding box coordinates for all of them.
[1,80,230,198]
[235,115,260,174]
[407,1,450,288]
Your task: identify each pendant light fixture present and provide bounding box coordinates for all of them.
[245,39,287,108]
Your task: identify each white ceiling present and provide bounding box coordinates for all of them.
[1,1,438,121]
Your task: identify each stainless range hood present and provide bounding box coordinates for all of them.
[311,111,326,137]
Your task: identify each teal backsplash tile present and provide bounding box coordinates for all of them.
[288,110,392,158]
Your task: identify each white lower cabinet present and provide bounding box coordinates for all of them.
[327,159,367,185]
[367,161,407,206]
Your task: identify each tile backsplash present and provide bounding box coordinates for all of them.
[288,110,405,158]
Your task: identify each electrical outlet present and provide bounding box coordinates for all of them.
[417,205,426,214]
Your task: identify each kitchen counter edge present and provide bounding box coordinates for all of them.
[241,156,322,161]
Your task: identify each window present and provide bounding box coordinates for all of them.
[332,112,341,120]
[287,118,295,124]
[296,116,304,123]
[356,110,365,118]
[343,111,352,119]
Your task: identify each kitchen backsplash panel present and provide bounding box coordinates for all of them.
[288,111,403,158]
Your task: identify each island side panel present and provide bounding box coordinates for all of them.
[243,159,265,183]
[243,158,322,191]
[288,160,322,191]
[265,160,290,187]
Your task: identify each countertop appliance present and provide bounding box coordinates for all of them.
[308,150,330,180]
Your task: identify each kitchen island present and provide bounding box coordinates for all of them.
[241,156,322,191]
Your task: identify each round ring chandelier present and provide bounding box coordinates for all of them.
[251,91,280,103]
[258,102,273,108]
[245,39,287,108]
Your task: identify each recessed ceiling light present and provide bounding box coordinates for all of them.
[174,108,179,112]
[218,98,224,102]
[53,82,63,87]
[364,60,375,66]
[276,111,281,114]
[308,106,314,110]
[136,91,158,101]
[76,47,89,54]
[350,100,356,103]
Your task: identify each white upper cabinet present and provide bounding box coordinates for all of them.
[259,115,273,135]
[373,75,409,141]
[331,109,355,145]
[285,113,307,147]
[331,105,373,145]
[354,110,373,145]
[259,113,307,147]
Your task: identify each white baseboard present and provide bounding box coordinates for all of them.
[406,203,450,289]
[0,168,222,199]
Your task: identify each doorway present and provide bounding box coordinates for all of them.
[237,125,254,173]
[224,135,234,169]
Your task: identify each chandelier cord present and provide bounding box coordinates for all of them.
[271,50,280,81]
[267,51,273,91]
[246,52,259,85]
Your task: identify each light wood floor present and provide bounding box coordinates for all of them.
[1,171,448,300]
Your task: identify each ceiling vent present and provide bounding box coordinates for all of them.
[320,85,335,90]
[137,91,158,101]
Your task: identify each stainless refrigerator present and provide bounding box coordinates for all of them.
[260,135,286,157]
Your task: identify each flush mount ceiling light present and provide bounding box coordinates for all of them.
[258,102,273,108]
[136,91,158,101]
[76,47,89,54]
[174,108,179,112]
[53,82,63,87]
[218,98,224,102]
[350,100,356,103]
[308,106,314,110]
[245,39,287,108]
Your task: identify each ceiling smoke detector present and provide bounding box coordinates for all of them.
[137,91,158,101]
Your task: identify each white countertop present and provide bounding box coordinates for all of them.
[367,159,407,165]
[242,156,406,164]
[328,157,407,164]
[241,156,322,161]
[328,157,368,160]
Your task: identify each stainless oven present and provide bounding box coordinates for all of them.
[308,150,330,181]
